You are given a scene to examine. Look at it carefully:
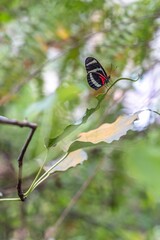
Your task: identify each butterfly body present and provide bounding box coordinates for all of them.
[85,57,110,90]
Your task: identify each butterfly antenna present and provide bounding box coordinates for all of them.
[110,63,118,76]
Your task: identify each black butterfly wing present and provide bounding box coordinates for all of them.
[87,72,104,90]
[85,57,107,78]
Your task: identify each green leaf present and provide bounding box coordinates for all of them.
[45,92,105,147]
[45,77,138,148]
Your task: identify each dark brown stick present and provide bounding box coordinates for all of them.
[0,116,37,201]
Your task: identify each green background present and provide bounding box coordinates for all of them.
[0,0,160,239]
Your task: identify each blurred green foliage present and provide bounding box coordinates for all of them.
[0,0,160,239]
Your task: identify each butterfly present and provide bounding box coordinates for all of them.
[85,57,110,90]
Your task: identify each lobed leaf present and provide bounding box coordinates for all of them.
[78,113,139,144]
[44,150,87,173]
[46,77,138,148]
[45,113,139,174]
[45,95,104,148]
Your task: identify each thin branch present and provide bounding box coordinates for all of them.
[147,109,160,116]
[30,153,68,193]
[17,127,36,201]
[0,116,37,128]
[24,150,49,197]
[0,116,37,201]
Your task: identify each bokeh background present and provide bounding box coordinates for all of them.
[0,0,160,239]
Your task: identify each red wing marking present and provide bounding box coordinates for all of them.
[99,73,106,85]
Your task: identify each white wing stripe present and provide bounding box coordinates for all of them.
[90,73,101,87]
[88,67,105,74]
[85,59,97,66]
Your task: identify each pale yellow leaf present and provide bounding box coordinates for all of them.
[44,150,87,173]
[78,114,139,144]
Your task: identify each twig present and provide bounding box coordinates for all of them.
[0,116,37,201]
[0,116,37,128]
[147,109,160,116]
[30,153,68,192]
